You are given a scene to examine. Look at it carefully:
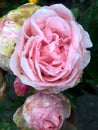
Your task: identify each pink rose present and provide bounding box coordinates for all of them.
[9,4,92,93]
[0,3,40,58]
[14,77,30,96]
[22,91,71,130]
[0,4,40,71]
[0,18,20,57]
[0,18,19,71]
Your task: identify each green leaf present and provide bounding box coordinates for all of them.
[0,73,29,122]
[0,119,18,130]
[86,79,98,86]
[71,8,79,19]
[88,0,98,46]
[79,0,98,46]
[79,2,94,31]
[63,82,85,102]
[79,0,98,83]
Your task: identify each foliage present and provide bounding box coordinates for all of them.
[0,119,18,130]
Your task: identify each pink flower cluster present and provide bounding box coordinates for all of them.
[0,3,92,130]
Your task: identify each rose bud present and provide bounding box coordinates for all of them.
[13,106,32,130]
[14,77,31,96]
[10,4,92,93]
[22,91,71,130]
[0,3,40,71]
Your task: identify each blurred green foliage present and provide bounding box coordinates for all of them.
[0,73,30,127]
[0,119,18,130]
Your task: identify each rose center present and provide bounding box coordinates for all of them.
[40,40,66,65]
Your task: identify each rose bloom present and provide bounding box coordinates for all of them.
[0,4,39,71]
[9,4,92,93]
[0,17,20,71]
[22,91,71,130]
[0,4,40,57]
[0,18,20,57]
